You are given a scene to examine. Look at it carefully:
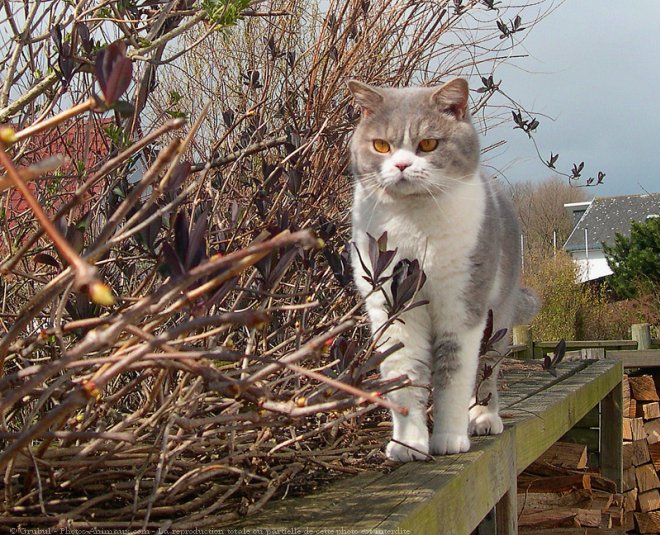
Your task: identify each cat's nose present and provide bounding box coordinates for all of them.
[394,162,411,171]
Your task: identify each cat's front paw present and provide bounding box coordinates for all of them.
[430,432,470,455]
[385,440,429,462]
[468,406,504,436]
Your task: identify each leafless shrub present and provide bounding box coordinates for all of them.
[1,0,573,528]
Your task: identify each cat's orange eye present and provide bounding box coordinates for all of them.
[372,139,391,154]
[418,139,439,152]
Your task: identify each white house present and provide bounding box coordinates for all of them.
[563,193,660,283]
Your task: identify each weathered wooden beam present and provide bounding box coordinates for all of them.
[234,360,622,533]
[608,350,660,368]
[535,340,638,350]
[601,380,624,491]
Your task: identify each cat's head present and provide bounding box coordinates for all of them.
[347,78,480,197]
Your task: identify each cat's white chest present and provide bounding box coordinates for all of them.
[352,177,486,326]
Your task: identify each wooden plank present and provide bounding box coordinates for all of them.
[236,360,622,533]
[609,350,660,368]
[535,340,638,349]
[511,360,623,473]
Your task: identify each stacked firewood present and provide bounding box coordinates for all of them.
[623,373,660,533]
[518,441,625,533]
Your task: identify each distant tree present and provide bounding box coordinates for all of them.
[509,177,587,260]
[603,217,660,298]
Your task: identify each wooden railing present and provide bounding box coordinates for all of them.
[511,323,659,365]
[230,324,660,533]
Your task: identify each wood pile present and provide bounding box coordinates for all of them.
[518,441,624,533]
[622,373,660,533]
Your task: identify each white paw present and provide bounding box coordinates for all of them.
[385,440,429,462]
[430,432,470,455]
[468,407,504,436]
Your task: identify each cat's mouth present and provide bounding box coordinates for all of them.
[382,175,428,197]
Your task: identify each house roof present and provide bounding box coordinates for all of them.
[564,193,660,252]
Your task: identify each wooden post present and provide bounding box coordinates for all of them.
[513,324,533,359]
[601,379,624,491]
[632,323,652,351]
[495,457,518,535]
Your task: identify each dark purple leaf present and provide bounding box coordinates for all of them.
[185,209,208,269]
[169,161,190,192]
[33,253,61,269]
[95,41,133,105]
[162,241,185,278]
[174,210,190,261]
[75,22,92,54]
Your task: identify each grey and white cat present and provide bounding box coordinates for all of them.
[348,78,538,461]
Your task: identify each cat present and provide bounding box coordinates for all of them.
[347,78,539,461]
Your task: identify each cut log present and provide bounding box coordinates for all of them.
[537,441,588,470]
[518,508,602,529]
[623,466,637,493]
[644,418,660,444]
[631,417,647,441]
[648,441,660,470]
[635,463,660,493]
[590,490,614,512]
[632,438,652,466]
[623,374,632,418]
[629,375,660,401]
[575,508,605,527]
[635,510,660,533]
[638,489,660,513]
[623,488,639,511]
[518,509,578,529]
[623,418,632,441]
[517,489,592,515]
[519,474,592,494]
[642,402,660,420]
[622,441,634,469]
[608,506,624,528]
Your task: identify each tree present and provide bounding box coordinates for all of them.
[509,177,587,260]
[604,216,660,298]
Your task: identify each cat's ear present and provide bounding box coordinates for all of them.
[347,80,383,117]
[431,78,469,121]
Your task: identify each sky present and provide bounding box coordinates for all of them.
[482,0,660,198]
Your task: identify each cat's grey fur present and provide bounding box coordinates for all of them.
[348,78,538,461]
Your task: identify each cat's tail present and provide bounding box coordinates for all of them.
[513,287,541,325]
